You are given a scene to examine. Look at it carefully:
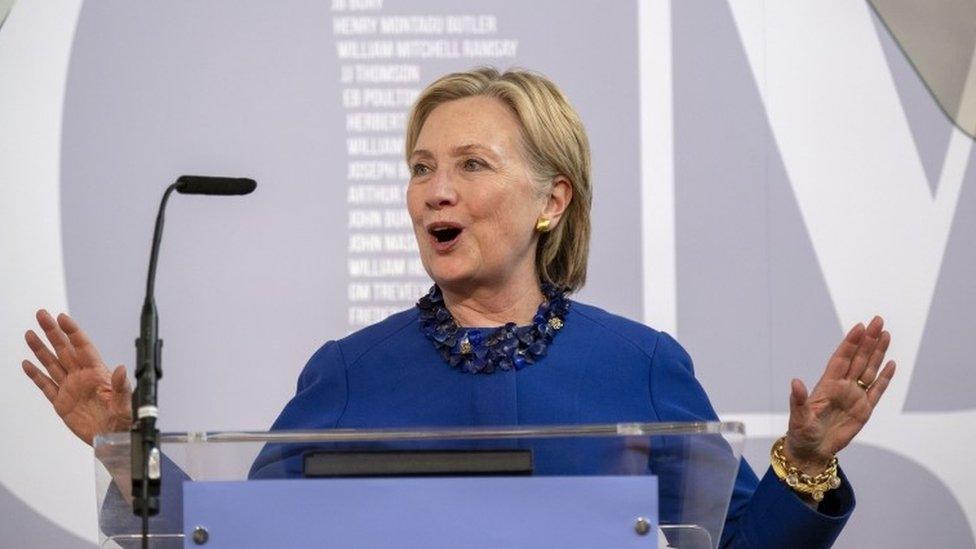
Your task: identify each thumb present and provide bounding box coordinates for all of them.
[111,365,132,396]
[789,378,808,418]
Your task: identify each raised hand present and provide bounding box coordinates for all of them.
[784,315,897,474]
[21,310,132,446]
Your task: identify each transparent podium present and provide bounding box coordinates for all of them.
[94,422,745,549]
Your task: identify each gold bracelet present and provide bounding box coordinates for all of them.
[770,436,841,502]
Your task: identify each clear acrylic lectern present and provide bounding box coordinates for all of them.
[94,422,745,549]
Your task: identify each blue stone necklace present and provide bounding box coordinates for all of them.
[417,284,570,374]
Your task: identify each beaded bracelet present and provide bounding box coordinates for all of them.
[770,436,842,502]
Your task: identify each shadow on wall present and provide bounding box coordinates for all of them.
[0,483,92,548]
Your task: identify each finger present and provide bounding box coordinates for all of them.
[24,329,67,383]
[867,360,896,407]
[859,330,890,384]
[824,323,865,380]
[36,309,78,371]
[847,316,884,381]
[57,312,104,369]
[22,360,59,404]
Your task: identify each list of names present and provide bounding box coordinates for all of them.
[331,0,518,330]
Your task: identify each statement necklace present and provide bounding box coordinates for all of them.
[417,284,570,374]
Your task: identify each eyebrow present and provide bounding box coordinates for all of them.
[452,144,496,158]
[409,143,501,162]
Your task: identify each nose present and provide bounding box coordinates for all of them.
[425,169,458,210]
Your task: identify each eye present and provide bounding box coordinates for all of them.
[462,158,487,171]
[411,163,432,177]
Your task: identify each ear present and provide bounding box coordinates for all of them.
[541,176,573,228]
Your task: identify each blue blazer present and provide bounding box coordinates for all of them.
[250,302,854,547]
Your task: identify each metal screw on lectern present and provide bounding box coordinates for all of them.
[192,526,209,545]
[634,517,651,536]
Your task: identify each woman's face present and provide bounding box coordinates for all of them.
[407,96,549,293]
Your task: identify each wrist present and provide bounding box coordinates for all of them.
[770,436,842,502]
[782,438,832,477]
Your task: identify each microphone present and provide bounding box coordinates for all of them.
[175,175,257,195]
[131,175,256,548]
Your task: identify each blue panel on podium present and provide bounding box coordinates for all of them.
[183,476,658,548]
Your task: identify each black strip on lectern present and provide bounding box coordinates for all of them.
[303,449,534,478]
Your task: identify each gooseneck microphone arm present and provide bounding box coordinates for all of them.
[131,176,257,549]
[131,182,177,549]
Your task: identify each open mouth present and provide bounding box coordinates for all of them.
[432,227,462,242]
[427,223,463,248]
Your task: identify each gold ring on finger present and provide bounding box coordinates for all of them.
[856,379,870,390]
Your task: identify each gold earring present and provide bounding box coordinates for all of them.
[535,217,552,233]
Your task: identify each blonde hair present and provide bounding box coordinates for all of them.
[405,67,592,292]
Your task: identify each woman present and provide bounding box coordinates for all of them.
[22,68,895,547]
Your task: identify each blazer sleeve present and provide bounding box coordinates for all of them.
[248,340,350,479]
[649,332,855,548]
